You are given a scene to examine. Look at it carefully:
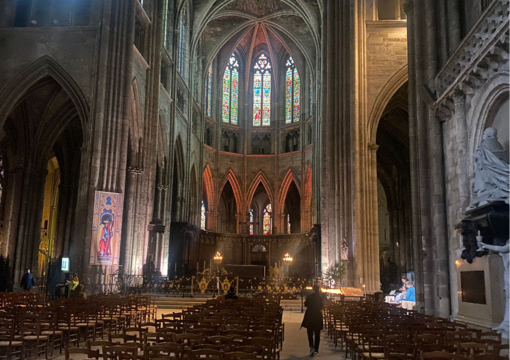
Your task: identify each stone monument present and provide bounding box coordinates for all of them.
[470,127,509,209]
[457,127,509,338]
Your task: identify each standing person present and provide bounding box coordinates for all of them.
[403,280,416,310]
[20,269,35,292]
[301,284,324,357]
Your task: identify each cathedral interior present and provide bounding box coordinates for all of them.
[0,0,508,332]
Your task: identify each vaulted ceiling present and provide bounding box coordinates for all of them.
[193,0,321,76]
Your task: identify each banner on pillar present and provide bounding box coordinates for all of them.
[90,191,123,265]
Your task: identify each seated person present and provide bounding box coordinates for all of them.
[225,285,238,300]
[394,291,403,303]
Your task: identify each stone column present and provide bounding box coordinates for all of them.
[404,0,426,314]
[321,0,352,276]
[82,0,136,284]
[453,90,469,212]
[424,0,450,318]
[367,143,380,292]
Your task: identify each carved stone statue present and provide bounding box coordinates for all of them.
[470,127,509,208]
[478,238,509,339]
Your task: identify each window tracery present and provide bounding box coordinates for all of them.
[285,57,300,123]
[222,54,239,125]
[249,208,254,235]
[263,203,272,235]
[200,200,206,230]
[253,54,272,126]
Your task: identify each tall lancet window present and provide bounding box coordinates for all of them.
[285,57,300,123]
[263,203,272,235]
[222,54,239,125]
[200,201,206,230]
[249,208,254,235]
[178,8,187,76]
[253,54,272,126]
[205,64,213,117]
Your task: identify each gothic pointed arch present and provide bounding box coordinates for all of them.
[246,171,274,213]
[278,168,301,212]
[0,55,89,137]
[202,164,215,212]
[217,169,243,215]
[368,65,408,143]
[171,135,185,221]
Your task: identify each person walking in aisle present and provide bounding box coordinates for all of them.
[301,284,324,357]
[20,268,35,292]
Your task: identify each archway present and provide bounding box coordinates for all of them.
[376,82,412,292]
[249,183,272,235]
[218,181,238,233]
[0,75,84,284]
[171,136,185,222]
[283,181,301,234]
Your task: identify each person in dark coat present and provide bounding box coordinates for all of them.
[301,284,324,356]
[20,268,35,292]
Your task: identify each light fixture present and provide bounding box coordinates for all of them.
[213,251,223,264]
[283,253,293,263]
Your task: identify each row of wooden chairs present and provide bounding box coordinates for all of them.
[324,299,508,360]
[0,294,156,360]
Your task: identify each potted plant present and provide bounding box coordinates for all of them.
[324,262,345,289]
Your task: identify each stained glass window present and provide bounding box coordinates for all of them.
[249,208,254,235]
[285,57,300,123]
[253,54,272,126]
[287,214,291,234]
[178,8,186,76]
[263,203,272,235]
[309,72,313,117]
[205,64,213,117]
[201,201,206,230]
[222,54,239,125]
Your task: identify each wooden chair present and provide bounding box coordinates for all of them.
[207,336,233,351]
[224,352,257,360]
[420,351,468,359]
[144,343,181,360]
[103,345,139,360]
[65,347,100,360]
[473,355,508,360]
[20,314,49,360]
[189,349,223,360]
[0,318,23,360]
[40,308,64,356]
[455,342,488,358]
[87,340,112,360]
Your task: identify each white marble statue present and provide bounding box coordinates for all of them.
[478,238,509,339]
[470,127,509,208]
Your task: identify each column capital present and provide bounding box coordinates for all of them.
[368,143,380,152]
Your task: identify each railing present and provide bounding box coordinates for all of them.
[95,272,317,298]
